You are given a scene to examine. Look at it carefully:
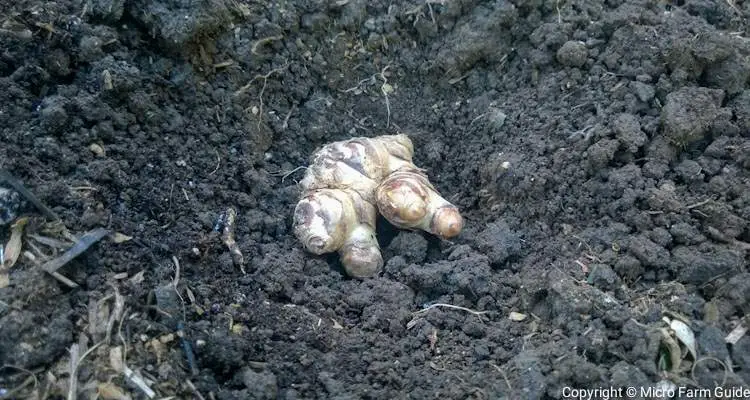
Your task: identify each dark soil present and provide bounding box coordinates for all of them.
[1,0,750,399]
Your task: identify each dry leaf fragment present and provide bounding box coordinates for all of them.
[159,333,175,343]
[97,382,132,400]
[659,327,683,372]
[726,324,748,344]
[129,270,145,284]
[3,217,28,269]
[231,323,247,335]
[509,312,527,321]
[669,319,697,361]
[111,232,133,243]
[113,272,129,280]
[109,346,124,373]
[148,338,166,363]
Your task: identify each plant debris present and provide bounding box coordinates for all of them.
[658,316,697,373]
[725,323,748,345]
[40,227,111,274]
[0,169,60,222]
[668,318,697,362]
[217,207,245,274]
[0,217,27,287]
[508,311,527,321]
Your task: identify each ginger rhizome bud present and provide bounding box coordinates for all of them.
[292,134,463,278]
[375,167,463,239]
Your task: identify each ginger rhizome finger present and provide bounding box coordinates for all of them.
[292,133,463,278]
[293,188,382,278]
[375,167,463,239]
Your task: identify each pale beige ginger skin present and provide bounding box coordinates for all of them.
[299,134,414,203]
[292,134,463,278]
[293,187,382,278]
[375,167,463,240]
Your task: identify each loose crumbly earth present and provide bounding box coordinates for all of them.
[1,0,750,399]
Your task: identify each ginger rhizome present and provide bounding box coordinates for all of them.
[292,134,463,278]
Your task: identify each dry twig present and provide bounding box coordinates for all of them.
[412,303,489,317]
[105,284,125,344]
[123,365,155,399]
[268,166,307,183]
[489,363,513,390]
[186,380,206,400]
[67,342,103,400]
[219,208,245,274]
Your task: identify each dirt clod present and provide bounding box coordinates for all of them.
[661,86,725,146]
[557,41,588,68]
[473,221,522,269]
[240,367,278,400]
[625,234,670,269]
[384,231,428,264]
[673,244,743,285]
[613,113,648,153]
